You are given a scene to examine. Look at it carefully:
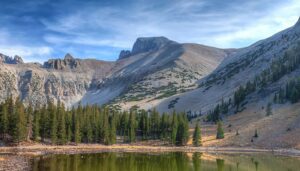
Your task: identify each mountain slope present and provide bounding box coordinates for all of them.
[155,17,300,148]
[81,37,233,108]
[157,17,300,114]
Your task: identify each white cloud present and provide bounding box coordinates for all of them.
[0,45,52,62]
[41,0,300,50]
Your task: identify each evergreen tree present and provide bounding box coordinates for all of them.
[13,97,27,143]
[170,111,178,145]
[160,113,169,140]
[128,110,136,143]
[39,105,47,142]
[0,102,8,140]
[102,109,110,145]
[65,112,72,143]
[254,129,258,138]
[139,110,149,140]
[193,122,202,146]
[57,102,67,145]
[7,96,15,137]
[109,113,117,144]
[49,102,57,144]
[216,121,224,139]
[176,113,189,146]
[266,103,272,116]
[150,108,160,139]
[32,109,40,141]
[74,105,82,144]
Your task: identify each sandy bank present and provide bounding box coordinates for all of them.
[0,144,300,157]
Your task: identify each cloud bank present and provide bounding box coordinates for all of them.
[0,0,299,62]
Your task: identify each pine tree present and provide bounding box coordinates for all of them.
[193,122,202,146]
[65,112,72,143]
[49,102,57,145]
[39,105,47,142]
[128,110,136,143]
[266,103,272,116]
[13,97,27,143]
[160,113,169,140]
[273,93,278,103]
[254,129,258,138]
[32,109,40,141]
[0,102,8,140]
[57,102,67,145]
[121,111,129,142]
[170,111,178,145]
[86,117,93,143]
[139,110,149,140]
[7,96,15,137]
[216,121,224,139]
[176,113,189,146]
[150,108,160,139]
[102,109,110,145]
[73,106,81,144]
[26,104,33,141]
[109,114,117,144]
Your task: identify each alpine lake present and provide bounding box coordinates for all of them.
[30,152,300,171]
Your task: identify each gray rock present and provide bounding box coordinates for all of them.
[0,54,24,64]
[118,50,131,60]
[131,36,175,54]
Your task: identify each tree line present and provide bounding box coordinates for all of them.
[0,97,195,146]
[206,41,300,122]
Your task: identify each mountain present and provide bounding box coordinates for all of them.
[0,54,114,107]
[156,17,300,148]
[81,37,233,108]
[0,37,232,108]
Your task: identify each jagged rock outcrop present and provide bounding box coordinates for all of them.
[118,50,131,60]
[0,54,24,64]
[43,53,80,70]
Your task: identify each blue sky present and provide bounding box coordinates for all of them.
[0,0,299,63]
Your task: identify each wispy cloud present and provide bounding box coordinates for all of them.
[0,0,299,62]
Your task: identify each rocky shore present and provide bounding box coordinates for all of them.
[0,155,31,171]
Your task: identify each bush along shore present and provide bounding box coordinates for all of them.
[0,96,201,147]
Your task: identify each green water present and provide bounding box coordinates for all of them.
[31,152,300,171]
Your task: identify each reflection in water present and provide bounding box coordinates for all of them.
[216,159,224,171]
[192,153,201,171]
[31,152,300,171]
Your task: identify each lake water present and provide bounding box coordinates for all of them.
[31,152,300,171]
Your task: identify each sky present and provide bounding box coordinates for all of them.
[0,0,299,63]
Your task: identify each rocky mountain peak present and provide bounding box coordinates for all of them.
[64,53,74,60]
[13,55,24,64]
[44,54,80,70]
[117,36,174,60]
[118,50,131,60]
[131,36,173,55]
[0,54,24,64]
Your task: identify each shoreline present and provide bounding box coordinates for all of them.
[0,144,300,157]
[1,145,300,171]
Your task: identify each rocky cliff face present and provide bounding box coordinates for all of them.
[0,54,114,107]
